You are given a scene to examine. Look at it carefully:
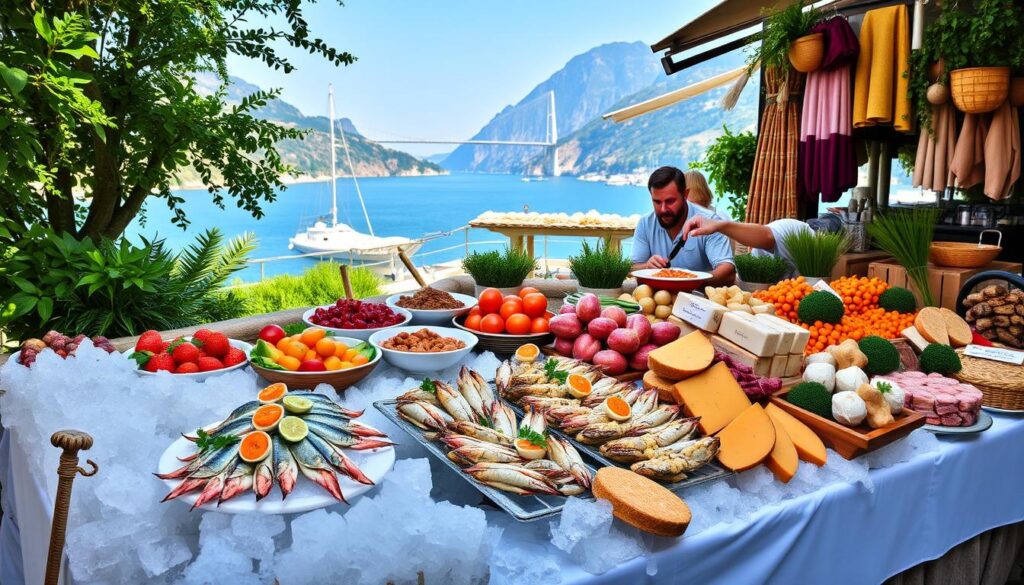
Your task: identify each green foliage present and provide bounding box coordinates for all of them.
[462,248,537,288]
[919,343,963,375]
[734,253,790,284]
[858,336,901,375]
[781,229,851,278]
[568,239,632,289]
[868,209,942,307]
[0,226,254,341]
[689,125,757,221]
[232,262,384,317]
[0,2,354,240]
[797,291,845,325]
[878,287,917,313]
[787,382,832,419]
[745,1,824,73]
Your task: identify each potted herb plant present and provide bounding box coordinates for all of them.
[462,247,537,296]
[734,254,791,292]
[568,239,632,297]
[780,230,851,285]
[745,1,825,75]
[689,125,757,225]
[867,208,942,307]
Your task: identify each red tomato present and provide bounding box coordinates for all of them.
[518,286,541,298]
[499,300,524,321]
[503,294,521,304]
[505,313,532,335]
[521,293,548,318]
[530,317,550,334]
[478,288,503,315]
[480,313,505,334]
[467,306,482,318]
[464,314,482,331]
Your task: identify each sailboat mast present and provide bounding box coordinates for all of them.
[335,90,375,237]
[328,85,338,227]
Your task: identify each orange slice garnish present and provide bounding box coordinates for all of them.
[258,382,288,403]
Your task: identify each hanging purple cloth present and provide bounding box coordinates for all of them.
[800,17,859,203]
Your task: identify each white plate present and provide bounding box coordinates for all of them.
[982,404,1024,415]
[157,421,395,514]
[630,268,713,282]
[303,305,413,341]
[123,337,252,381]
[368,325,478,373]
[385,292,478,326]
[923,411,994,435]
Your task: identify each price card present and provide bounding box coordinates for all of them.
[964,344,1024,365]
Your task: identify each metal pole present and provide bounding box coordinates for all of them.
[464,228,470,257]
[328,85,338,227]
[260,262,265,282]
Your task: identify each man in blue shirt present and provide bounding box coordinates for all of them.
[631,166,736,286]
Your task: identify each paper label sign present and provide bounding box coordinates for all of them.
[812,280,843,300]
[964,344,1024,365]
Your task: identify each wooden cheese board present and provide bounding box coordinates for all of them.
[768,388,925,460]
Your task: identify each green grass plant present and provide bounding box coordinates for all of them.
[233,262,384,316]
[781,229,851,278]
[734,253,790,283]
[867,208,942,307]
[462,247,537,288]
[569,239,632,289]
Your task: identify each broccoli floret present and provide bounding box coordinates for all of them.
[858,335,901,375]
[787,382,833,419]
[919,343,962,375]
[879,287,917,313]
[797,291,845,325]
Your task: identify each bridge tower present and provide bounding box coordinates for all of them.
[547,91,560,177]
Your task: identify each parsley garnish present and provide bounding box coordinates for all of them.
[544,358,568,384]
[282,322,307,336]
[478,414,494,429]
[517,427,548,449]
[195,429,241,453]
[420,378,437,393]
[876,381,893,394]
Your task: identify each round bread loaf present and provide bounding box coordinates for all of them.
[642,369,677,404]
[591,467,691,537]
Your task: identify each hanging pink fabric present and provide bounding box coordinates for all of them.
[799,17,859,203]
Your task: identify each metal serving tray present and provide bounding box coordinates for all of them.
[374,400,595,522]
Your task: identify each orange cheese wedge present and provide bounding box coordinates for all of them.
[765,414,798,483]
[647,330,714,380]
[715,403,776,472]
[671,361,752,435]
[764,402,827,466]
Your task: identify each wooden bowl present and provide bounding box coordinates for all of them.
[451,314,554,356]
[250,335,381,392]
[929,241,1002,268]
[768,389,925,460]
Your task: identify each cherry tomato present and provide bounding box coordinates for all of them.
[521,292,548,318]
[503,294,522,304]
[499,299,524,321]
[530,317,550,334]
[518,286,541,298]
[467,306,482,318]
[464,314,482,330]
[480,313,505,334]
[505,313,532,335]
[478,288,503,315]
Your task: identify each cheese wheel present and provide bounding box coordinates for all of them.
[915,307,949,345]
[671,361,752,435]
[648,330,714,380]
[715,403,775,472]
[939,308,971,347]
[642,370,677,404]
[591,467,691,537]
[765,414,798,483]
[764,402,827,466]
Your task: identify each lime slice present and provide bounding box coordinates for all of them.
[278,416,308,442]
[282,395,313,414]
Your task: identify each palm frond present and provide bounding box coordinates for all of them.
[172,228,224,285]
[207,231,257,287]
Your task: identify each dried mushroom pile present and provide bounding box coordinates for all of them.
[964,285,1024,348]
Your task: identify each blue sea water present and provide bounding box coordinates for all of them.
[126,174,654,283]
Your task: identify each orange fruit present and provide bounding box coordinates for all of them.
[285,341,309,360]
[351,353,369,366]
[480,313,505,334]
[300,327,326,347]
[315,338,337,357]
[500,300,524,321]
[518,286,541,298]
[478,288,504,315]
[323,356,343,371]
[239,431,271,463]
[464,314,483,330]
[342,348,359,361]
[521,293,548,318]
[338,360,354,370]
[258,383,288,403]
[530,317,549,334]
[275,337,292,352]
[333,341,350,357]
[277,355,301,371]
[304,349,319,362]
[505,313,532,335]
[252,403,285,431]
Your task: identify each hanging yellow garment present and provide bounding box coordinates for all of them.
[853,5,913,133]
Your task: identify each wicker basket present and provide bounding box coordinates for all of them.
[929,230,1003,268]
[1010,77,1024,107]
[950,67,1010,114]
[955,349,1024,411]
[788,33,824,73]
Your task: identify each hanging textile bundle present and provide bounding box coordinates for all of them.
[950,103,1021,200]
[853,5,913,133]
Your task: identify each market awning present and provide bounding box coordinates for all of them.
[651,0,798,54]
[602,65,750,123]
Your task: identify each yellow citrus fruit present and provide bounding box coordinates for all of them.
[351,353,369,366]
[338,360,353,370]
[323,356,343,371]
[333,342,350,357]
[303,349,318,362]
[342,348,359,361]
[315,338,336,357]
[277,355,301,371]
[300,327,326,347]
[275,337,292,352]
[285,341,308,360]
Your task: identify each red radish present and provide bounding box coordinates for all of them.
[575,294,601,323]
[548,314,583,340]
[587,317,618,341]
[572,333,601,362]
[650,322,682,346]
[601,306,628,328]
[559,303,577,315]
[626,314,652,345]
[259,325,286,346]
[554,337,575,357]
[593,349,628,375]
[629,343,658,372]
[607,328,640,355]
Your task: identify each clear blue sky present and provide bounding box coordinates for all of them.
[227,0,715,157]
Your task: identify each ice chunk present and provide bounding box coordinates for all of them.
[137,535,192,577]
[551,497,613,552]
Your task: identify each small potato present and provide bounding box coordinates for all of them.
[639,297,656,315]
[633,284,653,300]
[653,290,672,306]
[654,304,672,319]
[645,314,657,324]
[618,293,634,301]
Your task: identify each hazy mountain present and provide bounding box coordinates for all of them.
[442,42,664,173]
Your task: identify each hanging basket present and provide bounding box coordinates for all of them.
[788,33,824,73]
[949,67,1010,114]
[1010,77,1024,107]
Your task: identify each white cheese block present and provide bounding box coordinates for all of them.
[755,313,810,354]
[769,354,788,378]
[718,311,782,357]
[709,334,773,377]
[672,293,727,333]
[785,353,803,378]
[752,314,795,355]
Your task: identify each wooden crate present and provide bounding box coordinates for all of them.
[831,250,893,279]
[867,259,1023,310]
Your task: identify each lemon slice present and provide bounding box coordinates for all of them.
[282,395,313,414]
[515,343,540,363]
[278,416,308,442]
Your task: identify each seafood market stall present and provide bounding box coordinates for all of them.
[469,211,639,258]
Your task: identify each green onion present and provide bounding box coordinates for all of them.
[563,293,640,314]
[780,230,851,278]
[867,209,940,307]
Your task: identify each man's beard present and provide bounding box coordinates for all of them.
[657,208,685,229]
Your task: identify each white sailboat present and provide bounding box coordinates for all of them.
[288,85,422,262]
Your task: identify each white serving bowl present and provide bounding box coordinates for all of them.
[123,337,252,381]
[368,326,478,374]
[249,335,382,390]
[385,292,478,326]
[302,304,413,341]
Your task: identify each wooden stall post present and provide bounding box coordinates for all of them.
[339,264,355,300]
[45,430,98,585]
[398,248,427,288]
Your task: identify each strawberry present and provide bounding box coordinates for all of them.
[135,330,163,354]
[144,353,176,373]
[197,356,224,371]
[192,328,214,344]
[175,362,200,374]
[203,332,230,358]
[222,347,247,367]
[171,341,200,365]
[160,341,171,353]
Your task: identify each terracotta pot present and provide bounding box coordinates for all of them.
[950,67,1010,114]
[1010,77,1024,107]
[473,283,522,297]
[577,285,624,298]
[788,33,825,73]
